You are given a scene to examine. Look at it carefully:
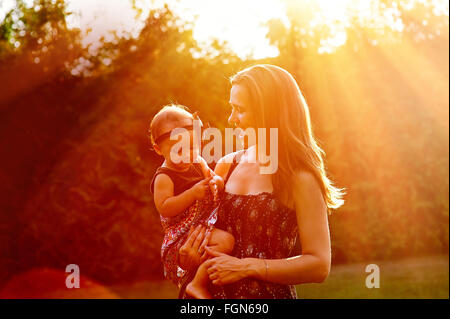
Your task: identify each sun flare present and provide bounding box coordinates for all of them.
[314,0,354,22]
[2,0,447,58]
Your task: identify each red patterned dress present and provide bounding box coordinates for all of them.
[150,163,217,287]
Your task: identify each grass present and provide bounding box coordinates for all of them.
[110,279,179,299]
[297,255,449,299]
[109,255,449,299]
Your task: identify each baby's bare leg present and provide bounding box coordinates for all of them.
[207,227,235,254]
[186,228,234,299]
[186,260,212,299]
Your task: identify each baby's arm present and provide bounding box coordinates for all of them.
[197,156,214,178]
[153,173,210,218]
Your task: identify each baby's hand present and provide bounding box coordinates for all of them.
[191,177,212,200]
[209,175,224,202]
[209,179,219,202]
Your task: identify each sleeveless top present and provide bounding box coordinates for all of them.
[180,151,301,299]
[150,163,204,196]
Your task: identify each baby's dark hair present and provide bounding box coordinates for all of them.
[149,104,193,146]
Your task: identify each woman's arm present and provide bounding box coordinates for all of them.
[204,170,331,285]
[249,170,331,284]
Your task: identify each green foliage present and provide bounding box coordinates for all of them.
[0,0,74,57]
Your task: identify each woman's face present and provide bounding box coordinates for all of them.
[228,84,255,130]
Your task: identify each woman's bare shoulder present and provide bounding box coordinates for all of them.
[217,150,242,164]
[290,170,325,207]
[292,170,320,189]
[291,170,327,215]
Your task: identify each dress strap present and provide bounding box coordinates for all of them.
[224,150,245,184]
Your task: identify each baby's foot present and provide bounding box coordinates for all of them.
[186,281,212,299]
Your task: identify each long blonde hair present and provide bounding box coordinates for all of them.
[230,64,344,211]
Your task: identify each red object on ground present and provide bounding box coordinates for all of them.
[0,268,119,299]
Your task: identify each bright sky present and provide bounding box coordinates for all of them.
[64,0,290,58]
[68,0,288,59]
[0,0,448,58]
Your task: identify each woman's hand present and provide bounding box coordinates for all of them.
[179,225,211,271]
[204,247,252,285]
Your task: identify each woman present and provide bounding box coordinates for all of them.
[177,64,344,299]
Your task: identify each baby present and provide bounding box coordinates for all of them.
[150,104,234,299]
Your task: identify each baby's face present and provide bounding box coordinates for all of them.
[156,118,200,168]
